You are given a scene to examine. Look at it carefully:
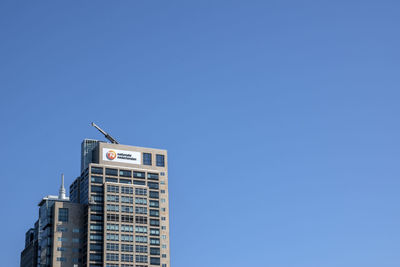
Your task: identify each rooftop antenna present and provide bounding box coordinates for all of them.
[59,174,67,200]
[91,122,119,144]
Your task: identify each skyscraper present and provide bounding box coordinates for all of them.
[21,137,170,267]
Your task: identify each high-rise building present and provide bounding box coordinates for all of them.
[21,137,170,267]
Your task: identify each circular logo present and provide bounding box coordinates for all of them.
[106,150,117,160]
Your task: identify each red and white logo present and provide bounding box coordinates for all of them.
[106,150,117,160]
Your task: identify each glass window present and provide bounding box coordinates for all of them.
[156,154,165,167]
[91,176,103,183]
[150,209,159,217]
[135,206,147,215]
[133,171,145,179]
[150,228,160,236]
[91,185,103,193]
[106,168,118,176]
[106,243,119,251]
[133,180,146,185]
[150,219,160,226]
[149,191,159,199]
[149,200,159,208]
[135,197,147,205]
[90,224,103,231]
[148,182,159,189]
[120,179,132,184]
[91,167,103,174]
[150,247,160,255]
[147,173,159,180]
[135,188,147,196]
[58,208,68,222]
[136,255,148,263]
[106,177,118,183]
[120,170,132,177]
[90,243,103,251]
[150,257,160,265]
[135,245,148,253]
[143,153,152,165]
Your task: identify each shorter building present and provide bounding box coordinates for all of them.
[21,176,85,267]
[20,225,38,267]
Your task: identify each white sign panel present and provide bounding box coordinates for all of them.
[103,148,141,165]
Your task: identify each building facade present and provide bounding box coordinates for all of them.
[21,139,170,267]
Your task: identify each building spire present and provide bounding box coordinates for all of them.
[59,173,67,200]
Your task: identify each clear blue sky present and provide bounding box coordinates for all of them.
[1,1,399,266]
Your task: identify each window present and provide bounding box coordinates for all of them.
[107,213,119,222]
[58,208,69,222]
[120,170,132,177]
[120,179,132,184]
[150,247,160,255]
[135,216,147,224]
[147,173,159,180]
[106,168,118,176]
[91,167,103,174]
[150,209,159,217]
[135,206,147,215]
[58,237,68,242]
[107,204,119,212]
[106,233,119,241]
[106,264,119,267]
[135,226,147,234]
[57,257,67,262]
[107,185,119,193]
[121,205,134,213]
[121,196,133,203]
[73,238,80,243]
[121,244,134,252]
[150,257,161,265]
[107,195,119,202]
[121,215,134,223]
[161,217,166,221]
[136,245,148,253]
[150,228,160,236]
[133,180,146,185]
[106,177,118,183]
[150,219,160,226]
[121,254,134,262]
[136,255,148,263]
[121,234,134,242]
[149,200,159,208]
[149,191,159,199]
[143,153,152,165]
[106,253,119,261]
[91,195,103,203]
[107,243,119,251]
[135,188,147,196]
[150,238,160,245]
[91,176,103,183]
[162,235,167,239]
[135,235,147,243]
[162,264,167,267]
[90,253,102,261]
[121,186,133,194]
[107,223,119,231]
[90,224,103,231]
[91,214,103,221]
[90,243,103,251]
[90,234,103,241]
[91,185,103,193]
[73,228,80,233]
[156,154,165,167]
[133,171,145,178]
[148,182,159,189]
[161,190,166,194]
[57,247,66,251]
[121,224,134,232]
[91,205,103,212]
[135,197,147,205]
